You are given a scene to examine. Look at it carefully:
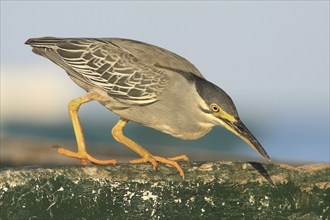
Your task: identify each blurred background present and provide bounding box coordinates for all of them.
[1,1,329,167]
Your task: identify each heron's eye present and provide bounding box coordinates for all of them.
[210,104,220,113]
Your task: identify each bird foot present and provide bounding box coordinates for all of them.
[52,145,117,165]
[130,154,189,177]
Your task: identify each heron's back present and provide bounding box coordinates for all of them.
[26,37,204,105]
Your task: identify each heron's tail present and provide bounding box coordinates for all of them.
[25,37,62,48]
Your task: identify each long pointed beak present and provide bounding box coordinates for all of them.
[222,118,270,161]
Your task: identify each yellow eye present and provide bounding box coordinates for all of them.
[210,104,220,113]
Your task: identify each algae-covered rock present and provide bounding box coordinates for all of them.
[0,162,329,219]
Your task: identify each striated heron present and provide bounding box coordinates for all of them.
[26,37,270,176]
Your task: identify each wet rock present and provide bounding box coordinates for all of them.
[0,162,329,219]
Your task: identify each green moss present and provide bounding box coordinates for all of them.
[0,162,329,219]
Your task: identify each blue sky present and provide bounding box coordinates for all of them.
[1,1,329,163]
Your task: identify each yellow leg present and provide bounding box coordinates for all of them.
[111,118,189,176]
[53,91,116,165]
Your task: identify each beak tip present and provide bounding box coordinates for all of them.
[225,119,272,163]
[262,152,271,162]
[263,154,271,162]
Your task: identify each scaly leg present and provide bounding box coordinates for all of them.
[111,118,189,176]
[53,91,116,165]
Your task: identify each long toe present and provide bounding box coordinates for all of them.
[87,154,117,165]
[130,156,158,170]
[167,155,189,161]
[153,156,186,177]
[52,145,116,165]
[130,154,187,177]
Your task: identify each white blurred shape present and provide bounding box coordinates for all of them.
[1,64,83,125]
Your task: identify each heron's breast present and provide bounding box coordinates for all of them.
[163,125,214,140]
[144,116,215,140]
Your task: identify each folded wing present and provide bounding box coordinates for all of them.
[26,37,170,105]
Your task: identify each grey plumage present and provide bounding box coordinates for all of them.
[195,77,238,117]
[25,37,203,105]
[26,37,270,161]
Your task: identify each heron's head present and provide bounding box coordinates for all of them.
[195,77,270,161]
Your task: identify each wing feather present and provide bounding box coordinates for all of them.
[26,37,201,105]
[30,38,169,104]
